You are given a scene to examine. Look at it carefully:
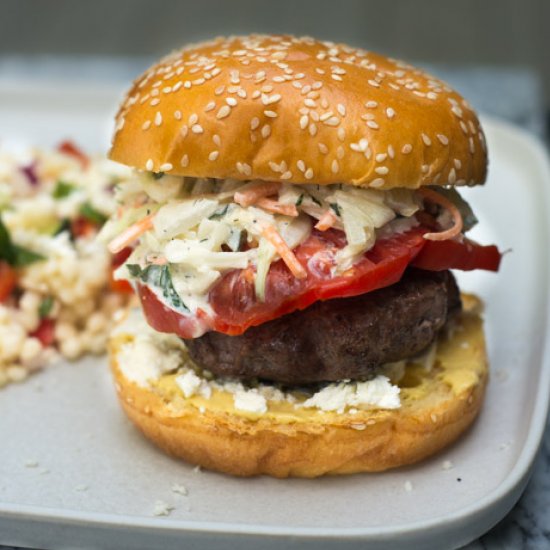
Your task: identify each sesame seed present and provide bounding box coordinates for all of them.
[269,161,281,173]
[376,153,387,162]
[366,120,379,129]
[331,160,339,174]
[213,134,221,146]
[454,159,462,169]
[242,163,252,176]
[215,85,225,96]
[217,105,231,119]
[320,98,329,109]
[150,98,160,106]
[448,167,457,184]
[427,92,438,100]
[469,137,475,154]
[304,168,314,179]
[371,178,385,188]
[421,133,432,146]
[208,151,219,161]
[386,107,395,119]
[142,120,151,130]
[325,116,340,127]
[299,115,308,130]
[375,166,389,175]
[365,101,378,108]
[337,146,345,160]
[304,98,316,108]
[319,111,334,122]
[318,143,329,154]
[460,121,469,134]
[188,113,198,125]
[368,79,380,88]
[297,160,306,172]
[437,134,449,145]
[145,159,154,171]
[452,106,463,118]
[154,112,163,126]
[162,86,172,94]
[250,117,260,130]
[160,162,173,171]
[388,145,395,159]
[261,125,271,138]
[174,110,182,120]
[181,125,188,138]
[264,110,277,118]
[421,164,429,174]
[359,138,369,151]
[226,97,237,107]
[204,102,215,113]
[191,124,203,134]
[252,90,261,99]
[331,74,342,81]
[337,103,346,117]
[281,171,292,180]
[309,123,318,136]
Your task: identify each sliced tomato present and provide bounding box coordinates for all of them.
[110,247,134,294]
[58,140,89,169]
[0,261,17,302]
[31,318,56,347]
[137,225,501,339]
[411,238,501,272]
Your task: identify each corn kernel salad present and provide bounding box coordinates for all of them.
[0,141,135,387]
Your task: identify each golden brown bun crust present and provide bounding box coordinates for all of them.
[109,295,488,477]
[110,35,487,190]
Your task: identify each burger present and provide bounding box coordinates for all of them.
[102,35,501,477]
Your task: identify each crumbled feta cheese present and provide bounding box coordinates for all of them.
[153,500,174,516]
[175,370,211,398]
[171,483,188,496]
[301,375,400,413]
[233,388,267,414]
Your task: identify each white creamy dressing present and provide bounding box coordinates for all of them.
[103,172,423,319]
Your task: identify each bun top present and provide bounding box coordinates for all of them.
[110,35,487,189]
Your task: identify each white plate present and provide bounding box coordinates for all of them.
[0,82,549,550]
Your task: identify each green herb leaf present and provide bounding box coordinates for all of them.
[54,218,72,237]
[52,180,76,199]
[39,296,54,319]
[329,202,341,216]
[295,194,304,207]
[310,195,322,206]
[0,217,45,267]
[208,204,229,220]
[79,202,107,225]
[152,172,165,180]
[126,264,189,313]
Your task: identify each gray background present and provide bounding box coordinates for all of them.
[0,0,549,110]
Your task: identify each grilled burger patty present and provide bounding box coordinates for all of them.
[184,269,461,385]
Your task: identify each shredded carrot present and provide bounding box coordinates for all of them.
[260,222,307,279]
[315,209,337,231]
[256,197,298,217]
[418,188,463,241]
[108,213,155,254]
[234,181,281,207]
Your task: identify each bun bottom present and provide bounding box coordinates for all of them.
[109,294,488,478]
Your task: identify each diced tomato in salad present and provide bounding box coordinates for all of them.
[57,140,90,169]
[0,261,17,302]
[31,318,56,347]
[138,225,501,339]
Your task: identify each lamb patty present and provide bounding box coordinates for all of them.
[184,269,461,385]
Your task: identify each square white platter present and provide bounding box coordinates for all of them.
[0,81,549,550]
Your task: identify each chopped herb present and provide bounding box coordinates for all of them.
[127,264,189,313]
[79,202,107,225]
[0,217,45,267]
[329,203,341,216]
[38,296,54,318]
[208,204,229,220]
[152,172,165,180]
[295,193,304,206]
[310,195,322,206]
[52,180,76,199]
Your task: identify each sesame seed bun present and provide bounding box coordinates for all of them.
[109,35,487,190]
[109,294,488,477]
